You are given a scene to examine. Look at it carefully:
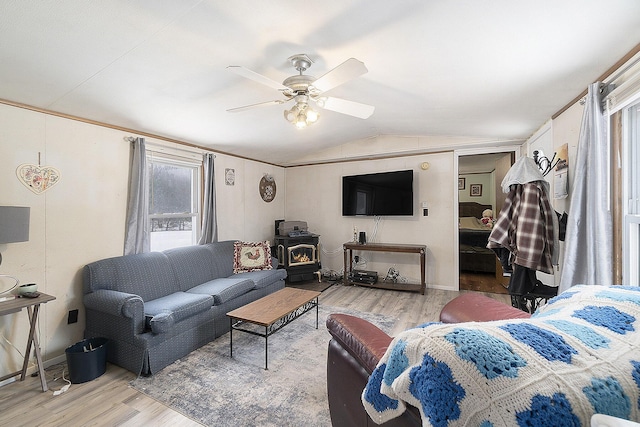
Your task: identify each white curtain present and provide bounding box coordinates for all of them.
[559,82,613,292]
[123,137,150,255]
[198,153,218,244]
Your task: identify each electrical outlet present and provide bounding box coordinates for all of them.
[67,309,78,324]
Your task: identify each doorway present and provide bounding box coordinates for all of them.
[457,151,515,293]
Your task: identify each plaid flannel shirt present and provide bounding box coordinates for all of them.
[487,182,556,274]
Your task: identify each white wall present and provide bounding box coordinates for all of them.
[458,173,494,208]
[0,103,284,380]
[0,105,130,380]
[214,153,285,243]
[284,152,458,290]
[548,102,585,285]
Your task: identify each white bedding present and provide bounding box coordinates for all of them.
[459,216,489,230]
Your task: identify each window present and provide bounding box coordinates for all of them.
[623,100,640,285]
[148,154,201,252]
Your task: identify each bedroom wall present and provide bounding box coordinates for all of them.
[0,103,284,380]
[458,172,494,210]
[284,152,458,290]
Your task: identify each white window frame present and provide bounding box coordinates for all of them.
[147,152,202,252]
[622,101,640,285]
[605,53,640,286]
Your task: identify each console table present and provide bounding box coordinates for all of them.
[0,293,56,391]
[343,242,426,294]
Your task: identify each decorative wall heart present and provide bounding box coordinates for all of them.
[16,163,61,194]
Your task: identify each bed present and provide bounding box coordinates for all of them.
[459,202,496,273]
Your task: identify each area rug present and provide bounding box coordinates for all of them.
[130,305,396,427]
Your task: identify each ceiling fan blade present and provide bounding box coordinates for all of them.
[315,96,374,119]
[311,58,368,93]
[227,66,289,91]
[227,99,288,113]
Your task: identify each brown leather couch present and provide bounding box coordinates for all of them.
[326,292,531,427]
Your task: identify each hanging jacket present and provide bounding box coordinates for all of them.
[487,157,559,274]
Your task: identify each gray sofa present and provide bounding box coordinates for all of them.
[82,240,287,376]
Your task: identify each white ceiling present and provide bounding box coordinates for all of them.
[1,1,639,166]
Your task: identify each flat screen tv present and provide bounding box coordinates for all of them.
[342,170,413,216]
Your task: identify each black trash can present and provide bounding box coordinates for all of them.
[65,337,108,384]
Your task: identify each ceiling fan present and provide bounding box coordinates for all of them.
[227,54,375,128]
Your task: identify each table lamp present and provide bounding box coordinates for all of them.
[0,206,30,295]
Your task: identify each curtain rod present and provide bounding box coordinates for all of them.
[123,136,216,158]
[552,42,640,119]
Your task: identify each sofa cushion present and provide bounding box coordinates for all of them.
[83,252,177,301]
[148,311,174,334]
[233,241,272,273]
[205,240,236,278]
[233,268,287,289]
[144,292,213,327]
[187,278,255,305]
[164,245,219,291]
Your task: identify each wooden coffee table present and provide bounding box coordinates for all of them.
[226,287,321,369]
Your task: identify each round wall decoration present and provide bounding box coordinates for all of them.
[259,175,276,202]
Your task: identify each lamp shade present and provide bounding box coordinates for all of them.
[0,206,30,244]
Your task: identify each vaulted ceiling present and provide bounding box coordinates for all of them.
[1,1,639,166]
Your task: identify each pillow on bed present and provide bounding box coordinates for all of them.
[233,241,272,273]
[459,217,486,229]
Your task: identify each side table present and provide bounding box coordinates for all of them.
[343,242,427,294]
[0,293,56,391]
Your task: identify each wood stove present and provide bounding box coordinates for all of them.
[274,234,320,282]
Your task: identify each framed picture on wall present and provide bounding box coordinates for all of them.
[225,168,235,186]
[470,184,482,197]
[458,178,465,190]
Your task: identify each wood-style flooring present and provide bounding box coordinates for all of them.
[459,271,510,294]
[0,283,509,426]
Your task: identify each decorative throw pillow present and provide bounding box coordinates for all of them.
[233,241,272,273]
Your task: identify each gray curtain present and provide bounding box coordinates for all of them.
[198,153,218,244]
[123,137,150,255]
[559,82,612,292]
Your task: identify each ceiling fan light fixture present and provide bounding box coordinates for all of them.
[284,105,299,122]
[295,113,308,129]
[230,54,372,126]
[306,108,319,123]
[285,102,318,128]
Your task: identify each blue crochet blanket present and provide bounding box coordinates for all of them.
[362,285,640,426]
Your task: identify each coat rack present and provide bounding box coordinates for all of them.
[532,150,560,177]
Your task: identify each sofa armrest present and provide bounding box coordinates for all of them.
[326,313,393,374]
[326,314,422,427]
[84,289,144,320]
[84,289,146,336]
[439,292,531,323]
